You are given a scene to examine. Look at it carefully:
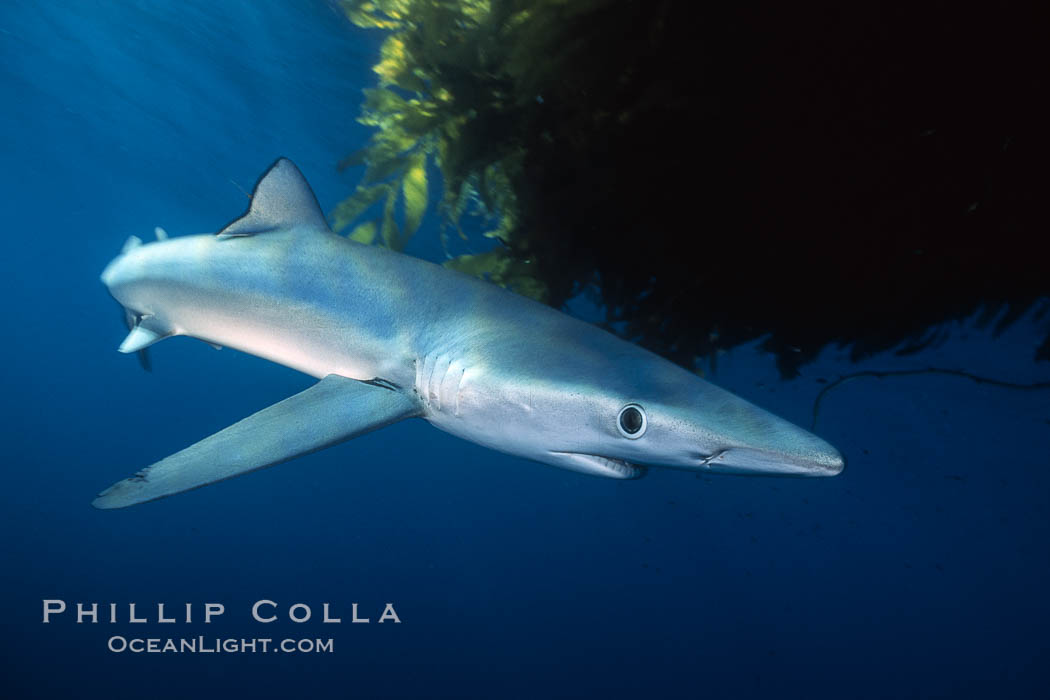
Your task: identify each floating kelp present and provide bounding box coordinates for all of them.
[334,0,1050,376]
[331,0,529,258]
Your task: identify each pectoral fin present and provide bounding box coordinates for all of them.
[92,374,419,509]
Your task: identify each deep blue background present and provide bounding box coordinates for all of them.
[1,2,1048,698]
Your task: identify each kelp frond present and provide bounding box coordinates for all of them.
[444,248,547,301]
[333,0,533,292]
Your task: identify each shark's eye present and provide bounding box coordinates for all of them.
[617,404,647,438]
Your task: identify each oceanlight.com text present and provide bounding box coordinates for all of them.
[107,636,334,653]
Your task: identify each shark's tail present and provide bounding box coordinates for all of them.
[109,228,174,372]
[119,307,152,372]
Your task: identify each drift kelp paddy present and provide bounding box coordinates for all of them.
[334,0,1050,379]
[94,159,841,509]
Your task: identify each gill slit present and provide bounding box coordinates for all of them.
[416,351,467,416]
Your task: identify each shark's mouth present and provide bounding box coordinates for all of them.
[549,452,647,480]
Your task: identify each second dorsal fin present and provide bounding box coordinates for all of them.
[217,158,330,238]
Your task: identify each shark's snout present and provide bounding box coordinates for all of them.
[708,440,845,477]
[680,392,846,478]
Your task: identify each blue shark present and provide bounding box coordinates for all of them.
[94,158,843,509]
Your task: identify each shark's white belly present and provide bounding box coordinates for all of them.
[172,298,414,386]
[124,232,421,387]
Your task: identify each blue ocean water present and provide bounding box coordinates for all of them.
[1,2,1047,698]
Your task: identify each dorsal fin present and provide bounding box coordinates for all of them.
[217,158,329,238]
[122,235,143,253]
